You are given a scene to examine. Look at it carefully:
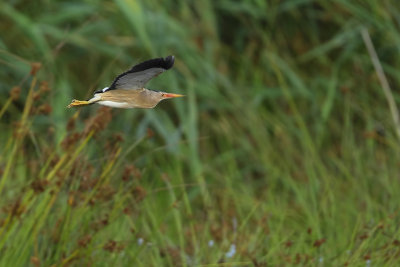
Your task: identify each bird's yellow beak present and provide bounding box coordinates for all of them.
[163,93,185,99]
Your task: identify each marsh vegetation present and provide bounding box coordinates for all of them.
[1,0,400,266]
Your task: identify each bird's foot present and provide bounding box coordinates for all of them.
[67,99,89,108]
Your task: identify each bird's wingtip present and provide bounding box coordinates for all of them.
[164,55,175,69]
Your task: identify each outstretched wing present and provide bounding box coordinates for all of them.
[102,55,175,92]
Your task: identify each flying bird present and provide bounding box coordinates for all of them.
[67,55,183,109]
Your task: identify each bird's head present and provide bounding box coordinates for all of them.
[150,90,184,104]
[142,89,184,108]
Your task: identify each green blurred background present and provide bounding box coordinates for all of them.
[1,0,400,266]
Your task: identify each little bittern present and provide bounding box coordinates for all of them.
[67,55,183,109]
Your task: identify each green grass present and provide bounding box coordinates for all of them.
[1,0,400,266]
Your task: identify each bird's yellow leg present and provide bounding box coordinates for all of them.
[67,99,90,108]
[67,95,101,108]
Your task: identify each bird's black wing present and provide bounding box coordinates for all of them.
[101,55,175,92]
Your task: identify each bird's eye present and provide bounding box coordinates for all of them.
[161,93,165,97]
